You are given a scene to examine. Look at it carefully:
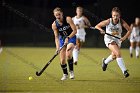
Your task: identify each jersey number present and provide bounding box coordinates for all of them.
[76,24,80,29]
[63,31,68,36]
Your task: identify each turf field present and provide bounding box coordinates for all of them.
[0,47,140,93]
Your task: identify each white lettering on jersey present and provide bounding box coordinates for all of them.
[59,25,70,32]
[106,18,122,37]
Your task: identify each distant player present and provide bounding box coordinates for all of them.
[52,7,77,80]
[72,6,91,65]
[129,17,140,58]
[95,7,131,78]
[0,40,2,53]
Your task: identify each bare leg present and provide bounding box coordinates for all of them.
[135,42,140,58]
[108,42,129,77]
[129,42,135,58]
[73,38,83,65]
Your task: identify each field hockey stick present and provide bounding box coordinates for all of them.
[104,32,120,39]
[89,26,121,39]
[36,44,66,76]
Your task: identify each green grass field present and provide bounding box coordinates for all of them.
[0,47,140,93]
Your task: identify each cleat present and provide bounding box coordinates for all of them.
[136,56,139,59]
[130,53,133,58]
[61,74,68,81]
[74,61,77,65]
[124,70,129,78]
[69,71,75,79]
[102,58,107,71]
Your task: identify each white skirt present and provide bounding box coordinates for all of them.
[104,34,121,47]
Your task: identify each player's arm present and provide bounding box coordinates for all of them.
[63,16,77,45]
[52,22,60,51]
[66,16,77,38]
[128,23,133,39]
[95,19,110,34]
[130,23,133,30]
[121,19,131,41]
[83,16,91,28]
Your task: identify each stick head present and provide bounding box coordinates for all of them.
[36,71,41,76]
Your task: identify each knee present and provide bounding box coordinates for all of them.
[74,45,79,50]
[60,59,65,64]
[115,52,121,58]
[112,55,116,59]
[66,54,71,60]
[66,52,72,60]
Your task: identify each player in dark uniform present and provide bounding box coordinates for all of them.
[52,7,77,80]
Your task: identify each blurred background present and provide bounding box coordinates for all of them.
[0,0,139,48]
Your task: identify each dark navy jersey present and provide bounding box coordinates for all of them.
[55,16,73,38]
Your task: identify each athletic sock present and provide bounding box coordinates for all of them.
[61,64,68,75]
[104,55,113,64]
[68,57,74,72]
[73,48,79,62]
[135,46,139,57]
[116,58,127,74]
[129,46,133,54]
